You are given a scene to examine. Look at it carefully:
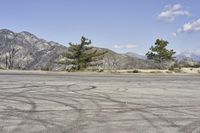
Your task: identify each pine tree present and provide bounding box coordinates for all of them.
[62,36,106,71]
[146,39,176,63]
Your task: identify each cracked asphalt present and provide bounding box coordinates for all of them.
[0,72,200,133]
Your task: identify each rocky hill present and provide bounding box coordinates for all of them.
[0,29,173,70]
[176,52,200,62]
[0,29,67,70]
[125,52,146,60]
[175,51,200,67]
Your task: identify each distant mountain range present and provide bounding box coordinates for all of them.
[125,52,146,60]
[0,29,199,70]
[176,51,200,63]
[126,51,200,64]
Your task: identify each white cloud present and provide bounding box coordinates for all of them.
[171,32,177,37]
[114,44,137,49]
[173,18,200,36]
[178,18,200,33]
[158,4,190,22]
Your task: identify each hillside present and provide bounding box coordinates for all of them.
[0,29,172,70]
[125,52,146,60]
[0,29,67,70]
[176,52,200,66]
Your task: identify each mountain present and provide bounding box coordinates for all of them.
[93,48,158,69]
[176,51,200,62]
[0,29,172,70]
[0,29,67,70]
[125,52,146,60]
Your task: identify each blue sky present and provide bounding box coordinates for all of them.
[0,0,200,55]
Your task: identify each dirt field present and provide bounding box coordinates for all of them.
[0,71,200,133]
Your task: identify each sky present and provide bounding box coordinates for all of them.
[0,0,200,55]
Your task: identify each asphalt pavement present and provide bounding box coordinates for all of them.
[0,72,200,133]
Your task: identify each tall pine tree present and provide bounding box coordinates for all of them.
[62,36,106,71]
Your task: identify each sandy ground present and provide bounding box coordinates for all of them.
[109,67,200,74]
[0,67,200,75]
[0,71,200,133]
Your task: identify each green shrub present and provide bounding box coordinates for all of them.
[127,70,139,73]
[166,71,173,73]
[98,69,104,72]
[0,66,5,70]
[168,67,174,71]
[172,68,182,73]
[41,67,50,71]
[149,71,162,73]
[169,63,181,71]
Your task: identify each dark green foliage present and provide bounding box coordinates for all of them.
[62,36,106,71]
[132,70,139,73]
[41,64,51,71]
[181,64,200,68]
[127,70,139,73]
[146,39,176,63]
[41,67,50,71]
